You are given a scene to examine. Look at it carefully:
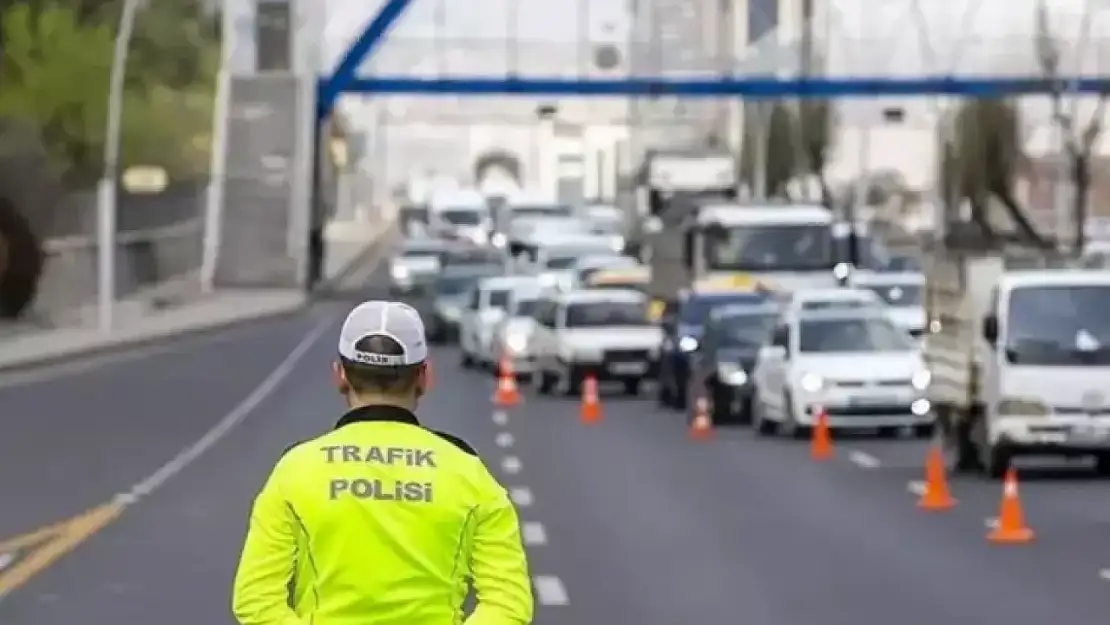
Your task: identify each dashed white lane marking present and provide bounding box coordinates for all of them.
[495,432,515,448]
[848,450,881,469]
[492,411,509,426]
[1098,569,1110,581]
[0,553,12,572]
[121,316,333,500]
[522,522,548,545]
[533,575,569,606]
[509,487,534,507]
[501,456,522,474]
[906,481,927,496]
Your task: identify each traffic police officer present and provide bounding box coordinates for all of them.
[232,300,534,625]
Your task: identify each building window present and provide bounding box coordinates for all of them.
[256,0,291,72]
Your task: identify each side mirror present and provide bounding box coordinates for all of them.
[982,315,998,345]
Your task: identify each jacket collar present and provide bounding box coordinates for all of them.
[335,404,420,429]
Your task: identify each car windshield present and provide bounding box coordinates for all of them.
[704,224,834,271]
[800,298,878,312]
[799,317,915,353]
[436,275,478,295]
[565,301,648,327]
[544,247,611,269]
[833,234,890,269]
[488,289,510,309]
[1006,285,1110,366]
[440,208,483,225]
[884,255,922,272]
[714,313,779,347]
[402,247,441,259]
[862,283,922,306]
[512,205,572,218]
[681,294,769,325]
[514,298,539,316]
[400,205,429,224]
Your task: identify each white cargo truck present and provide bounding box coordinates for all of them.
[926,255,1110,478]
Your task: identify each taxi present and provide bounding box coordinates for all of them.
[656,276,777,410]
[583,266,650,292]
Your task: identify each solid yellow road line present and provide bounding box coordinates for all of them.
[0,502,124,597]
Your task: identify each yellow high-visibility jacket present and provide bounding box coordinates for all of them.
[232,404,534,625]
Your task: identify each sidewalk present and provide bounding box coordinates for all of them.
[0,219,392,372]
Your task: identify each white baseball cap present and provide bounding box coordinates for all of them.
[338,300,428,366]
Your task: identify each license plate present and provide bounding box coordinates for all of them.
[1072,424,1108,440]
[608,362,646,374]
[848,395,899,406]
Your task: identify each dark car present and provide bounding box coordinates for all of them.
[657,289,772,410]
[687,302,780,425]
[422,264,502,344]
[441,245,505,271]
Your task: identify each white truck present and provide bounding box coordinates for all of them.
[926,254,1110,478]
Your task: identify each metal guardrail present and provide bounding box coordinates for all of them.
[31,217,204,321]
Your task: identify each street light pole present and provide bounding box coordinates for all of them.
[97,0,141,332]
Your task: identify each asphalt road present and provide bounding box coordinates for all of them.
[2,288,1109,623]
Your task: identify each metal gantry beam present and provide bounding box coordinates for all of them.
[336,76,1110,98]
[316,0,1110,119]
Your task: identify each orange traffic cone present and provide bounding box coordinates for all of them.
[988,468,1034,544]
[688,397,714,440]
[810,407,833,460]
[917,445,956,511]
[579,375,602,424]
[492,358,521,407]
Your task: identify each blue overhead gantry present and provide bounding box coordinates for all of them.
[316,0,1110,122]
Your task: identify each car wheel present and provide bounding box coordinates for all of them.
[753,396,777,436]
[710,384,734,426]
[623,379,641,396]
[784,392,810,440]
[562,366,584,397]
[1095,453,1110,477]
[656,378,673,407]
[537,369,555,395]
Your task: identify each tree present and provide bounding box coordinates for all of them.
[739,101,798,198]
[473,149,523,184]
[941,98,1053,248]
[0,4,215,184]
[1034,0,1106,255]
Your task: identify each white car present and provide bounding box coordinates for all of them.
[458,276,537,369]
[490,284,545,375]
[529,289,662,396]
[849,271,926,337]
[526,234,620,290]
[388,239,445,293]
[751,308,933,437]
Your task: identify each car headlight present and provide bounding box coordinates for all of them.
[390,265,409,280]
[468,229,487,244]
[799,372,824,393]
[491,232,507,248]
[996,397,1050,417]
[504,333,527,353]
[717,362,748,385]
[678,336,698,352]
[911,369,931,390]
[609,235,625,252]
